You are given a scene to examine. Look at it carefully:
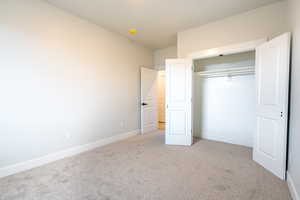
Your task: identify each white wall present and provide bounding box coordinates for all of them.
[194,75,256,147]
[178,1,288,58]
[153,46,177,70]
[288,0,300,198]
[0,0,153,168]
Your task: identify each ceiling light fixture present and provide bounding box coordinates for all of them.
[129,29,137,35]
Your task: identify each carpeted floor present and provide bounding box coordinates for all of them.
[0,132,291,200]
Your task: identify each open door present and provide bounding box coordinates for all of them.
[141,67,158,134]
[253,33,291,180]
[165,59,193,146]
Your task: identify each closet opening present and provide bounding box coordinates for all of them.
[193,51,256,148]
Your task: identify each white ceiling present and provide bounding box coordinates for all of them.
[46,0,282,49]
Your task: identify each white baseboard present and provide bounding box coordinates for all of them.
[287,172,300,200]
[141,125,158,134]
[0,130,140,179]
[200,133,252,148]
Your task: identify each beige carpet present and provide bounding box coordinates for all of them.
[0,132,291,200]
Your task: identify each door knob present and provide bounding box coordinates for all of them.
[141,102,148,106]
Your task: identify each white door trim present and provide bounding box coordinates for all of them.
[188,38,267,60]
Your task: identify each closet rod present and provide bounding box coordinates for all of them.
[195,66,255,78]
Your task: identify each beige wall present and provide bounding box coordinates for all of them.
[0,0,153,168]
[288,0,300,197]
[158,71,165,123]
[153,46,177,70]
[177,1,288,58]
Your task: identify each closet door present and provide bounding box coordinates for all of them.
[253,33,291,180]
[165,59,193,146]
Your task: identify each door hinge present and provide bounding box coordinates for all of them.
[281,112,283,118]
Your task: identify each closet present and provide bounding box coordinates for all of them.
[165,33,291,180]
[193,51,256,147]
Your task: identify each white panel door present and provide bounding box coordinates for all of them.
[165,59,193,146]
[253,33,291,180]
[141,67,158,134]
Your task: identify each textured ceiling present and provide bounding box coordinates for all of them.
[46,0,282,49]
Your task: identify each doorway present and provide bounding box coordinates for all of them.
[140,68,165,134]
[158,71,165,130]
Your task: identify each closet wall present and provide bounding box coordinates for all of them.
[193,52,256,147]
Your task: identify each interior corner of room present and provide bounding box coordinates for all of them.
[0,0,300,199]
